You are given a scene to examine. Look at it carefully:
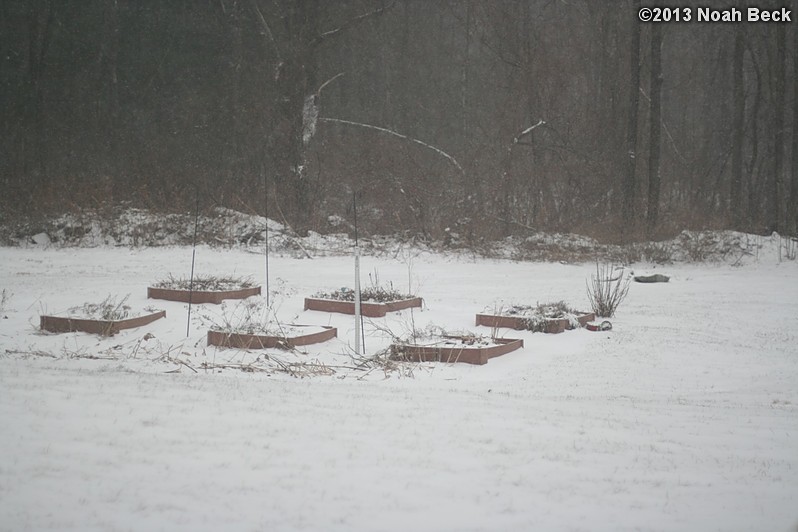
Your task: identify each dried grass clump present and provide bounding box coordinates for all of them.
[69,294,132,320]
[315,269,415,303]
[201,297,275,335]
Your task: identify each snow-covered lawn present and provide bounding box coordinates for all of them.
[1,245,796,531]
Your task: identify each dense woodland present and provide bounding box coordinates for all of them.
[1,0,797,242]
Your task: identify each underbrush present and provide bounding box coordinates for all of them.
[1,205,791,266]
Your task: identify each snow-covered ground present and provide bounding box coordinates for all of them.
[1,242,797,531]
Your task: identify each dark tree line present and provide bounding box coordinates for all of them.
[1,0,796,241]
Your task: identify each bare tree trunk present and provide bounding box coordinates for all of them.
[730,24,745,230]
[98,0,121,187]
[771,24,786,233]
[647,23,663,236]
[461,0,470,140]
[286,0,318,225]
[622,0,641,235]
[792,9,798,234]
[253,0,394,230]
[25,0,53,189]
[746,42,763,231]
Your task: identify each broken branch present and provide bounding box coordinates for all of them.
[319,117,464,175]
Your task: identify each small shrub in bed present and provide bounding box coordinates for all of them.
[152,274,255,291]
[314,284,413,303]
[499,301,583,332]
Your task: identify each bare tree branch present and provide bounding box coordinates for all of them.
[639,87,687,165]
[250,0,282,63]
[512,119,546,146]
[311,1,396,48]
[316,72,345,97]
[499,120,546,230]
[319,117,464,175]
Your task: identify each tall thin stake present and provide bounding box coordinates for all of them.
[264,172,270,308]
[353,192,364,355]
[186,189,200,337]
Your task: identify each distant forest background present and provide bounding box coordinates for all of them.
[1,0,797,242]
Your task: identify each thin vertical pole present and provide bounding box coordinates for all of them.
[353,192,364,355]
[264,172,270,308]
[186,189,200,337]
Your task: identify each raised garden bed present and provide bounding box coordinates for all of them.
[40,310,165,336]
[305,285,421,317]
[304,296,422,318]
[207,325,337,350]
[148,275,260,304]
[390,335,523,365]
[40,295,166,336]
[476,302,594,334]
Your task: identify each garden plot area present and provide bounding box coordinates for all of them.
[0,244,797,531]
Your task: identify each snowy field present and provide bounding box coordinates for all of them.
[1,242,797,531]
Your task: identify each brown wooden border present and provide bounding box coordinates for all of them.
[475,312,595,334]
[148,285,261,304]
[207,325,337,350]
[390,337,523,365]
[40,310,166,336]
[303,297,422,318]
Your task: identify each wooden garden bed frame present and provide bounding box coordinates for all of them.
[475,312,595,334]
[304,296,423,318]
[390,336,523,365]
[40,310,166,336]
[207,325,337,350]
[148,285,261,305]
